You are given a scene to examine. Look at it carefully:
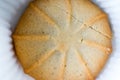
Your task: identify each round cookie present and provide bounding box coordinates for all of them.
[13,0,112,80]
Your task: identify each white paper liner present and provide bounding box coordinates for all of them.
[0,0,34,80]
[93,0,120,80]
[0,0,120,80]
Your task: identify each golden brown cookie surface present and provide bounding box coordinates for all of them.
[13,0,112,80]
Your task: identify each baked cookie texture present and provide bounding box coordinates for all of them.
[13,0,112,80]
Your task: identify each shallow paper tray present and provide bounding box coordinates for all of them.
[0,0,120,80]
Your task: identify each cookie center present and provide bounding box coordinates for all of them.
[56,29,80,49]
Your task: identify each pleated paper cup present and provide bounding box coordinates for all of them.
[0,0,120,80]
[93,0,120,80]
[0,0,34,80]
